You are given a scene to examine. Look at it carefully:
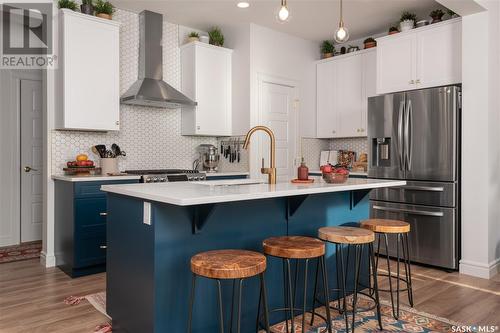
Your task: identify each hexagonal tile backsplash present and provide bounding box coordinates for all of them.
[51,9,221,174]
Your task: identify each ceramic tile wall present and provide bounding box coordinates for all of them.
[51,9,242,174]
[330,137,368,156]
[300,138,331,170]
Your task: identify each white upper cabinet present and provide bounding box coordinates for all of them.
[180,42,233,136]
[316,49,376,138]
[376,33,416,94]
[316,60,337,138]
[376,18,461,94]
[56,9,120,131]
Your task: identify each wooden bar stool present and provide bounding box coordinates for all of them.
[259,236,333,333]
[360,219,413,319]
[313,226,383,333]
[187,249,271,333]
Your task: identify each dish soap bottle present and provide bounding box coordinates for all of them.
[297,157,309,180]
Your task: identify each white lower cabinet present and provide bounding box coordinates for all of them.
[180,42,233,136]
[56,9,120,131]
[316,49,376,138]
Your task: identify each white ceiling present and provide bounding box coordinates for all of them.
[111,0,449,42]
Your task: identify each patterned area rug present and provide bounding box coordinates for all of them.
[65,292,462,333]
[0,241,42,264]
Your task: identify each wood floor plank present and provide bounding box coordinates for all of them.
[1,258,499,332]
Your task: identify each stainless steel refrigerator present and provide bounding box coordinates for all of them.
[367,85,460,270]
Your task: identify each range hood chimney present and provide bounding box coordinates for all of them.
[120,10,196,108]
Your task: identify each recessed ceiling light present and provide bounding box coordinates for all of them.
[237,2,250,9]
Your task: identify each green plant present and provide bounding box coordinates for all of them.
[430,9,445,18]
[389,26,399,32]
[400,11,417,23]
[94,0,114,15]
[188,32,200,38]
[320,40,334,54]
[447,9,458,17]
[208,27,224,46]
[364,37,376,44]
[82,0,93,5]
[58,0,77,10]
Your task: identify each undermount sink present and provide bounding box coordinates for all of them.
[193,179,264,186]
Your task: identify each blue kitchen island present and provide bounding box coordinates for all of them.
[101,177,405,333]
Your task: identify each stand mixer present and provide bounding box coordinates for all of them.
[193,144,220,173]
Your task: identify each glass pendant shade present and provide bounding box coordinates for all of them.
[277,0,290,22]
[334,21,350,43]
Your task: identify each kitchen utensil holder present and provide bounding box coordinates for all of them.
[101,158,118,175]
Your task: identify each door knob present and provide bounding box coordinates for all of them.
[24,166,38,172]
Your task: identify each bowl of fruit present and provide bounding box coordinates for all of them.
[64,154,99,175]
[320,164,349,184]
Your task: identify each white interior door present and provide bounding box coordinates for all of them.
[20,79,43,243]
[259,80,298,182]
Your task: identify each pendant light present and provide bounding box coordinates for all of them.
[277,0,290,22]
[334,0,349,43]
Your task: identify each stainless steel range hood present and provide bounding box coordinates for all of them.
[120,10,196,108]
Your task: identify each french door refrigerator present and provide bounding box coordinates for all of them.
[367,85,460,270]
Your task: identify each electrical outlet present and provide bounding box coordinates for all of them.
[143,202,151,225]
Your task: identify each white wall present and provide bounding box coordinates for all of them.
[459,0,500,278]
[249,24,317,138]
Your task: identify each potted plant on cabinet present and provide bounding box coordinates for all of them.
[94,0,114,20]
[208,27,224,47]
[188,32,200,43]
[320,40,335,59]
[447,9,459,19]
[399,11,417,32]
[80,0,93,15]
[388,26,399,35]
[430,9,445,23]
[363,37,377,49]
[58,0,77,11]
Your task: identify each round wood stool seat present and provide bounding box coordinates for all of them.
[190,249,266,279]
[360,219,410,234]
[262,236,325,259]
[318,226,375,244]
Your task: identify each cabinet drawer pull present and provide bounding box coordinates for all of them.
[100,245,107,249]
[99,212,108,216]
[403,185,444,192]
[372,205,444,217]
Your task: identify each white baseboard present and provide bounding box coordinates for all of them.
[40,251,56,267]
[460,258,500,279]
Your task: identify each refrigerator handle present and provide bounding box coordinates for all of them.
[404,99,413,171]
[397,100,405,171]
[372,205,444,217]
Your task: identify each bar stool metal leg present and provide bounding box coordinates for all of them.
[338,244,349,332]
[286,259,295,333]
[396,234,401,318]
[309,260,319,325]
[403,233,414,306]
[259,273,271,332]
[351,245,362,333]
[282,259,290,333]
[187,273,197,333]
[383,233,397,319]
[216,279,225,333]
[320,255,333,333]
[236,279,244,333]
[302,259,309,333]
[230,280,236,333]
[369,243,383,330]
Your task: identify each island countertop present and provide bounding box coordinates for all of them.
[101,178,405,206]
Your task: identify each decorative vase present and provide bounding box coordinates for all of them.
[399,19,414,32]
[431,16,443,24]
[322,53,333,59]
[80,4,93,15]
[188,36,200,43]
[96,13,112,20]
[364,42,376,49]
[200,36,209,44]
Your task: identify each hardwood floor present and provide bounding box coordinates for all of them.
[1,259,499,332]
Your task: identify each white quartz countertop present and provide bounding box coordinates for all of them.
[101,178,405,206]
[309,170,368,177]
[52,174,141,182]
